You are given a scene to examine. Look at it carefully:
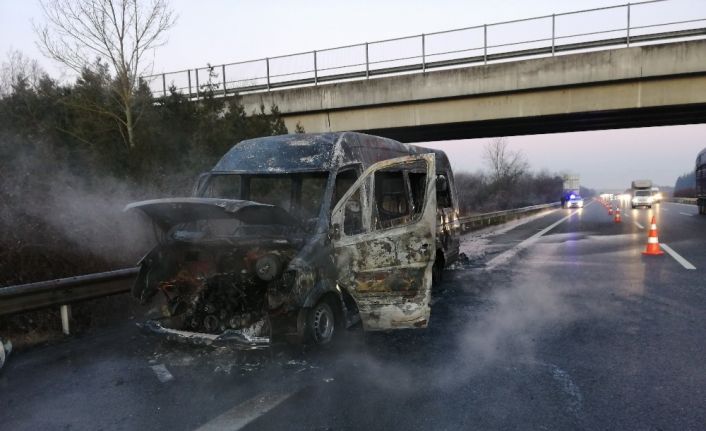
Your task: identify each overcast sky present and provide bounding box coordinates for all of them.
[1,0,705,189]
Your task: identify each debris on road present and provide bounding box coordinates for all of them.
[151,363,174,383]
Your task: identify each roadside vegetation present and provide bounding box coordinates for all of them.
[0,53,288,287]
[0,0,291,287]
[455,138,592,213]
[673,171,696,197]
[0,52,291,343]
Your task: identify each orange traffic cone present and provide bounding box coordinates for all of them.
[642,216,664,256]
[614,208,621,223]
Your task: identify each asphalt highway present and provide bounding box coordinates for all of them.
[1,201,704,430]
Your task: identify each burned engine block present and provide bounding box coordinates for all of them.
[152,245,295,335]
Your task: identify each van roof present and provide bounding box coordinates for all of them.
[212,132,450,173]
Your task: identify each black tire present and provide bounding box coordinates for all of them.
[631,205,636,209]
[306,299,337,345]
[699,204,705,215]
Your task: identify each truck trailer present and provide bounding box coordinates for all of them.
[561,176,583,208]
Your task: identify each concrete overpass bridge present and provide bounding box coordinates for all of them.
[145,1,706,142]
[239,39,706,142]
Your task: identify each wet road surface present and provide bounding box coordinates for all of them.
[1,201,705,430]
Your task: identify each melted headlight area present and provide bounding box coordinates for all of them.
[144,244,297,336]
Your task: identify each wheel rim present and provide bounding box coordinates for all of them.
[312,303,335,343]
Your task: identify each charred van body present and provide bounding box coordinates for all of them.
[126,132,460,347]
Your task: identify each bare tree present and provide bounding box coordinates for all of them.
[35,0,176,150]
[483,137,528,185]
[0,50,46,96]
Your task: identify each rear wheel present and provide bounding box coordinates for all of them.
[699,204,705,215]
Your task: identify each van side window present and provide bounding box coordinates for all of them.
[374,169,412,230]
[334,168,364,236]
[333,169,358,208]
[342,189,364,236]
[408,171,427,216]
[436,174,452,208]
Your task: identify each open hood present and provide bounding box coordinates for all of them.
[124,197,300,231]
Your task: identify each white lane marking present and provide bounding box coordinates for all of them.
[151,364,174,383]
[195,388,301,431]
[484,203,589,270]
[633,220,644,229]
[679,212,694,217]
[660,243,696,270]
[661,208,669,212]
[458,209,559,261]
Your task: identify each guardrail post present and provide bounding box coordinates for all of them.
[313,50,318,85]
[195,69,200,100]
[551,14,556,56]
[421,34,426,72]
[626,3,631,46]
[187,70,192,98]
[365,42,370,78]
[222,64,227,96]
[60,304,71,335]
[266,57,271,90]
[483,24,488,64]
[161,73,166,97]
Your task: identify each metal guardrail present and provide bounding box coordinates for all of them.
[459,202,560,232]
[143,0,706,99]
[0,202,561,320]
[667,197,697,204]
[0,267,139,331]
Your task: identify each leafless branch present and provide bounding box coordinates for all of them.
[34,0,176,149]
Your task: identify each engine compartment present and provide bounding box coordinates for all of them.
[141,239,299,340]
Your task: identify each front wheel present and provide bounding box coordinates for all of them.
[306,300,336,345]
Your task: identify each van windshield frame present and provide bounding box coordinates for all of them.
[198,171,330,223]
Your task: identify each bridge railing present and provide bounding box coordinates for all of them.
[143,0,706,99]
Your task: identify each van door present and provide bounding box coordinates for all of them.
[330,154,436,330]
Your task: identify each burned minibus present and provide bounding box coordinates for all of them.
[126,132,460,347]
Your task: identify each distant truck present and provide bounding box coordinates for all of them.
[561,176,583,208]
[696,148,706,215]
[631,179,653,209]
